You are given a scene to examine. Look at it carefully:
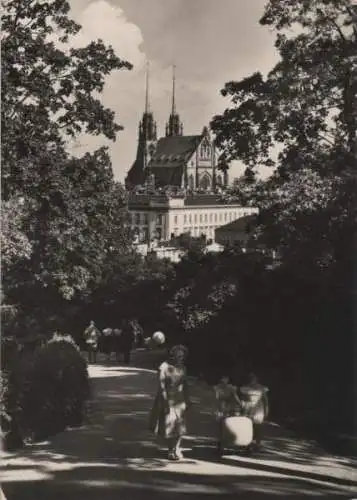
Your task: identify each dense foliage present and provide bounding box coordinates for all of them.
[2,334,90,450]
[205,0,356,438]
[1,0,134,337]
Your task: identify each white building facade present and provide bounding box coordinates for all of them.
[128,193,258,244]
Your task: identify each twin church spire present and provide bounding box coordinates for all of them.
[138,61,157,142]
[139,63,183,141]
[166,64,183,137]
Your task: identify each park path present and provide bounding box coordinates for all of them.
[1,349,357,499]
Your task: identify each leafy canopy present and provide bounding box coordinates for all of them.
[211,0,357,177]
[1,0,133,308]
[210,0,357,262]
[2,0,132,200]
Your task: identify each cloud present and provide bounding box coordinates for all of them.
[66,0,277,182]
[73,0,145,69]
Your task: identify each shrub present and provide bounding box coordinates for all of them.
[21,333,90,440]
[2,333,90,449]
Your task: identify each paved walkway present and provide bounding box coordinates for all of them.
[1,350,357,499]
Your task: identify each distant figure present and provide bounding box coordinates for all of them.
[214,375,242,456]
[83,321,101,364]
[240,373,269,450]
[130,319,144,347]
[120,320,135,364]
[101,328,113,362]
[149,345,191,461]
[112,328,123,363]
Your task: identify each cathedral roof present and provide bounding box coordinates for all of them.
[148,135,202,187]
[149,135,202,168]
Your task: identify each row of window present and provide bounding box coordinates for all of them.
[175,211,248,226]
[131,210,253,227]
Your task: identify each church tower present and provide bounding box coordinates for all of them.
[138,62,157,166]
[165,65,183,137]
[125,63,157,188]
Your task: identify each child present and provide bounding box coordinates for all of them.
[214,375,241,456]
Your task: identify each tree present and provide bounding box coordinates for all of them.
[210,0,357,438]
[211,0,357,262]
[1,0,132,200]
[1,0,134,334]
[212,0,356,177]
[1,198,33,275]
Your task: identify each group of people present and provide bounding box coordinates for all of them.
[83,320,139,364]
[150,344,269,461]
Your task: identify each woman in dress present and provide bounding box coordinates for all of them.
[239,373,269,451]
[214,375,242,456]
[150,345,191,461]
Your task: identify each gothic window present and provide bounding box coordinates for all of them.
[200,142,211,159]
[216,174,223,186]
[199,172,211,190]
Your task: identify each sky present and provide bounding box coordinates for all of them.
[67,0,279,182]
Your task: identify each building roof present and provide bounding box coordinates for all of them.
[148,135,202,187]
[149,135,202,169]
[215,214,257,233]
[150,165,184,186]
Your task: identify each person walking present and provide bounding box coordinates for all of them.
[112,328,122,363]
[149,345,191,461]
[121,319,135,365]
[214,375,242,457]
[83,320,101,364]
[101,328,113,362]
[239,373,269,451]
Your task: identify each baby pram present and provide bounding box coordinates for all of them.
[220,414,253,454]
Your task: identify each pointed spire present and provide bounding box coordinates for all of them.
[145,60,150,113]
[138,60,157,141]
[171,64,176,115]
[166,64,183,137]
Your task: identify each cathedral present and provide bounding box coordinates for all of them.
[125,67,256,249]
[125,66,228,191]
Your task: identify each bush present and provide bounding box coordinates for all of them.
[22,334,90,440]
[2,333,90,449]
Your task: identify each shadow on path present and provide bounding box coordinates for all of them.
[2,352,357,499]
